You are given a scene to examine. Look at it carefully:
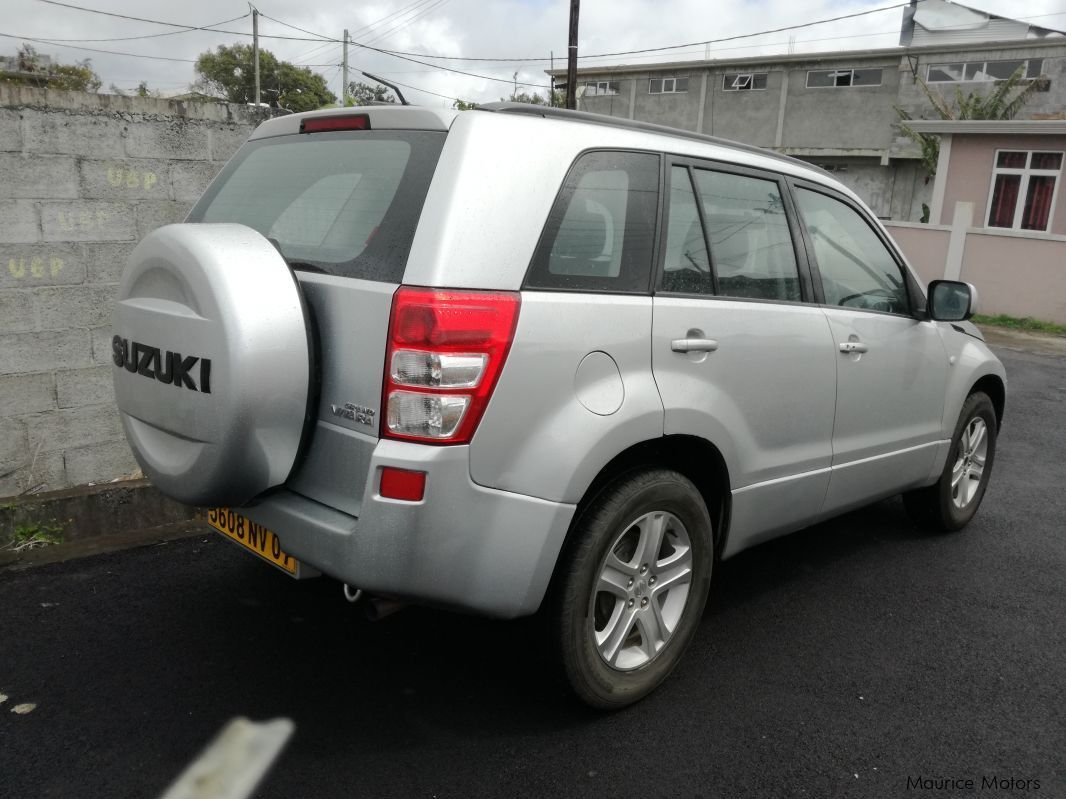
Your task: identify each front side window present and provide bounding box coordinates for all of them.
[794,188,909,314]
[188,130,444,282]
[695,169,801,303]
[650,76,690,94]
[723,72,768,92]
[987,150,1062,232]
[806,68,882,88]
[525,151,660,293]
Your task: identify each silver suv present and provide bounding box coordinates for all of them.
[112,103,1005,708]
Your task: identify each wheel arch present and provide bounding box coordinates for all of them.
[970,374,1005,428]
[557,435,732,567]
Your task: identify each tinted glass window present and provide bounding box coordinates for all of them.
[984,60,1025,80]
[661,167,712,295]
[525,151,660,293]
[851,69,882,86]
[794,188,909,314]
[187,130,444,282]
[694,169,801,302]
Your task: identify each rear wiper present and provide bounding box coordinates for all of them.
[265,237,329,274]
[287,261,328,274]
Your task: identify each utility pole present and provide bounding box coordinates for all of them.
[566,0,579,110]
[342,29,349,105]
[251,4,260,106]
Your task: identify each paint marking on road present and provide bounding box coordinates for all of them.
[0,692,7,705]
[12,703,36,714]
[159,717,294,799]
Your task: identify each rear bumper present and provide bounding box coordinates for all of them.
[239,440,576,618]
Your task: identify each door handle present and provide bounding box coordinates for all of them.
[839,341,869,354]
[671,338,719,353]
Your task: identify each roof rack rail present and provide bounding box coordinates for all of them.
[476,102,821,172]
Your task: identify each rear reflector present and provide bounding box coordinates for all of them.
[300,114,371,133]
[380,467,426,501]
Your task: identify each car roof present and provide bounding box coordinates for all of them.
[477,102,827,175]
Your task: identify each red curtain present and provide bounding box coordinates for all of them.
[1022,176,1056,231]
[987,174,1020,228]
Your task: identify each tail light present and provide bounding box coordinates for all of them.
[382,287,520,444]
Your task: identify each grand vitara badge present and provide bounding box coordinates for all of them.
[331,402,375,426]
[112,335,212,393]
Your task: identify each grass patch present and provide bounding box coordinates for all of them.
[972,314,1066,336]
[3,521,64,552]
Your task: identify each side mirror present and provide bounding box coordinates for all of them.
[928,280,978,322]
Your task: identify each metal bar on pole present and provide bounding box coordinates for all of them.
[550,50,554,106]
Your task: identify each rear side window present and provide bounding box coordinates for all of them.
[661,166,713,295]
[694,168,801,303]
[525,151,660,293]
[187,130,445,282]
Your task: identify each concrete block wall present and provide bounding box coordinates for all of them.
[0,86,267,497]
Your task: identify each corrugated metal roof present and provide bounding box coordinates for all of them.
[912,20,1033,48]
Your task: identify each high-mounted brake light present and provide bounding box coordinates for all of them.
[382,287,521,445]
[299,114,371,134]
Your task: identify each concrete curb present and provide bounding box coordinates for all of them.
[0,479,201,570]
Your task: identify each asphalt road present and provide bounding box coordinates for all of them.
[1,347,1063,799]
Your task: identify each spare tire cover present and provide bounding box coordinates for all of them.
[112,223,311,507]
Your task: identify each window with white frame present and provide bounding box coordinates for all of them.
[583,80,619,96]
[806,68,882,88]
[927,59,1043,83]
[723,72,768,91]
[649,76,689,94]
[986,150,1063,232]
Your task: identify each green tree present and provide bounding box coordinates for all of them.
[897,67,1044,177]
[195,43,335,112]
[499,89,565,107]
[346,81,395,105]
[0,44,101,92]
[452,99,478,111]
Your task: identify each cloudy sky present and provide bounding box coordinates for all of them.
[2,0,1063,107]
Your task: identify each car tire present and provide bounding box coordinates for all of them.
[904,391,998,532]
[552,468,714,710]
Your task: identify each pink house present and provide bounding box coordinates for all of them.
[884,120,1066,324]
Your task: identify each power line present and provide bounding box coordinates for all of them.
[36,0,246,35]
[249,9,553,90]
[255,11,333,41]
[9,12,249,43]
[362,0,453,47]
[348,0,440,41]
[0,30,197,62]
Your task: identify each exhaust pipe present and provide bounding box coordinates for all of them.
[364,596,406,622]
[342,584,363,604]
[342,584,406,621]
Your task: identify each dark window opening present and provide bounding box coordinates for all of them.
[525,151,660,294]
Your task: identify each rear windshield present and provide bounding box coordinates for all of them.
[187,130,445,282]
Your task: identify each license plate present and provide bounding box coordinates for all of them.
[206,508,300,577]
